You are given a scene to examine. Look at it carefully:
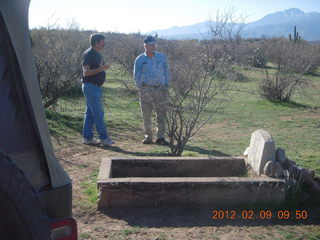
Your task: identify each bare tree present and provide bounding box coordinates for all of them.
[106,33,144,74]
[105,33,144,91]
[165,10,243,156]
[31,21,88,108]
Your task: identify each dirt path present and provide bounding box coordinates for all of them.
[55,139,320,240]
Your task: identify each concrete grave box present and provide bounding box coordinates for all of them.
[97,157,285,208]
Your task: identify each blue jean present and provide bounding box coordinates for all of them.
[82,83,108,140]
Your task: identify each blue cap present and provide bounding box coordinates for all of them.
[144,36,156,45]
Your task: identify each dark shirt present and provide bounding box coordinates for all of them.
[82,47,106,86]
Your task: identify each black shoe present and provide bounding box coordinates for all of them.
[156,138,169,146]
[142,137,153,144]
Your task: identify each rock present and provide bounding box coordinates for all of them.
[282,158,296,170]
[263,161,273,176]
[273,162,284,178]
[287,165,320,193]
[247,129,276,175]
[315,177,320,185]
[263,161,284,178]
[309,170,315,178]
[243,147,250,156]
[276,148,286,164]
[298,192,311,204]
[300,169,320,193]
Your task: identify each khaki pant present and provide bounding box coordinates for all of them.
[139,85,167,139]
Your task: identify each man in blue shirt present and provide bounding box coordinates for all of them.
[81,33,114,146]
[133,36,170,145]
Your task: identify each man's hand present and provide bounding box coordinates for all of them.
[83,64,110,77]
[99,64,110,72]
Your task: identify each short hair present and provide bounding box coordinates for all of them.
[90,33,105,47]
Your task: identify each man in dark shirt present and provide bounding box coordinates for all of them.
[81,33,114,146]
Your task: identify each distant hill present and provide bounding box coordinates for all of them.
[149,8,320,41]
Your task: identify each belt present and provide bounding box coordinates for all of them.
[83,82,102,87]
[142,83,163,88]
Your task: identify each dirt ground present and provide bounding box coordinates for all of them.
[56,139,320,240]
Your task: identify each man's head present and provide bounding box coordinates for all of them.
[144,36,156,55]
[90,33,105,51]
[144,36,156,45]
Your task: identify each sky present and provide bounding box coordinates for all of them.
[29,0,320,33]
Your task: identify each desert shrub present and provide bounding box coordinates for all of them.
[31,23,88,108]
[103,32,144,91]
[265,38,319,74]
[260,38,312,101]
[259,66,309,101]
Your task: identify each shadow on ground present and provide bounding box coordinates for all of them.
[184,146,231,157]
[273,100,317,109]
[93,144,232,157]
[99,206,320,227]
[94,145,170,156]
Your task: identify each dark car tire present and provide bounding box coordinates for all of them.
[0,151,51,240]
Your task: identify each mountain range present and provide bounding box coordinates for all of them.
[150,8,320,41]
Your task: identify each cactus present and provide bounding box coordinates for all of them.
[250,48,266,68]
[289,25,301,43]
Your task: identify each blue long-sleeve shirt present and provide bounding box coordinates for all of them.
[133,52,170,88]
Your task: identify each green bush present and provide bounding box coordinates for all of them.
[250,48,266,68]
